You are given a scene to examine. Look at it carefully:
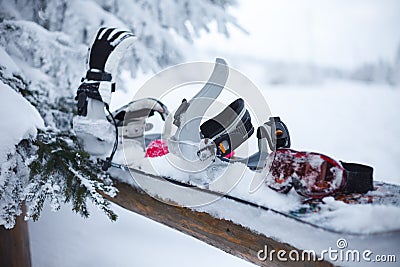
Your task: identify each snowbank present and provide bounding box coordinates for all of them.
[0,81,44,163]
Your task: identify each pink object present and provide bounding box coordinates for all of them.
[145,139,234,159]
[225,150,235,159]
[145,139,169,158]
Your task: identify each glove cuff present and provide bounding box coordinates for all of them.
[75,81,115,116]
[84,69,112,82]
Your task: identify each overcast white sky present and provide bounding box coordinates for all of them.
[193,0,400,69]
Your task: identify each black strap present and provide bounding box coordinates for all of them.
[341,162,374,194]
[213,110,254,157]
[76,92,88,116]
[102,104,119,171]
[201,98,245,139]
[200,99,254,157]
[75,80,116,116]
[76,82,102,101]
[85,70,112,82]
[75,82,103,116]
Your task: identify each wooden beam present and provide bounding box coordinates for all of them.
[106,180,333,267]
[0,203,32,267]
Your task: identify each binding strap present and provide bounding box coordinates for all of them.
[200,98,254,157]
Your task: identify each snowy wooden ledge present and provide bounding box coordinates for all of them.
[104,180,333,267]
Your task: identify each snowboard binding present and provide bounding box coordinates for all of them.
[74,27,375,198]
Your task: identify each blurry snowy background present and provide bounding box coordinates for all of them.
[1,0,399,266]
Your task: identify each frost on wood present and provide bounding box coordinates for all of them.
[0,0,239,228]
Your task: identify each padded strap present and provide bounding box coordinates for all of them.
[201,98,245,139]
[213,111,254,157]
[200,98,254,157]
[341,162,374,194]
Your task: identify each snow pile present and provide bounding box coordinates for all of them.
[318,197,400,233]
[0,81,44,164]
[72,116,115,156]
[128,150,400,234]
[0,19,86,130]
[0,81,44,228]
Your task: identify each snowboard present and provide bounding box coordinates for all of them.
[112,146,400,236]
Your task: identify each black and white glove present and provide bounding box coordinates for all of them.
[76,27,135,116]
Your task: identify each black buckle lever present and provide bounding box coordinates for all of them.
[257,117,291,151]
